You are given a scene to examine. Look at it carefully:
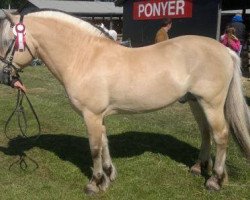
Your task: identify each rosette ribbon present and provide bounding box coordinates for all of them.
[13,23,26,51]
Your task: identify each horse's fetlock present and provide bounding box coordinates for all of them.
[103,164,112,176]
[93,172,103,180]
[102,162,110,169]
[215,169,228,184]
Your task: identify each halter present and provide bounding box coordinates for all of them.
[0,15,36,76]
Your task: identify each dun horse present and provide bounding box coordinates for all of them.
[0,11,249,194]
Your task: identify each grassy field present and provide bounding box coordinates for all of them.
[0,67,249,200]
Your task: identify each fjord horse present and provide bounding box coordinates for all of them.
[0,11,249,194]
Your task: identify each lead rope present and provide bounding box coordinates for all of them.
[4,89,41,141]
[4,90,41,171]
[1,14,40,171]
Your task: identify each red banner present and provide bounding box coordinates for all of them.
[133,0,193,20]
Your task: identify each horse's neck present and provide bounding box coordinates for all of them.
[27,17,97,83]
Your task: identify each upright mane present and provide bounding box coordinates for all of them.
[0,10,112,55]
[26,10,111,39]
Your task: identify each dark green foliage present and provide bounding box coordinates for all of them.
[0,0,26,9]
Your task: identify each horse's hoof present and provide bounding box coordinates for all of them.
[84,183,100,195]
[85,172,111,194]
[190,162,201,176]
[206,176,221,191]
[191,160,213,176]
[98,173,110,192]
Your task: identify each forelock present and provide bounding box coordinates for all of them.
[0,18,13,54]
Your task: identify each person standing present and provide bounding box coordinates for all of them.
[220,26,241,54]
[230,13,246,54]
[155,18,172,43]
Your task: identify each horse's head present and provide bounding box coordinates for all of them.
[0,10,37,69]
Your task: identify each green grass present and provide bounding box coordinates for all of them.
[0,67,249,200]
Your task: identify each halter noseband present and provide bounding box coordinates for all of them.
[0,15,35,76]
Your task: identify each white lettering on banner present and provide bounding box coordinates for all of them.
[176,0,185,15]
[153,3,161,16]
[145,3,152,17]
[138,4,144,17]
[161,2,168,16]
[168,1,175,15]
[133,0,193,20]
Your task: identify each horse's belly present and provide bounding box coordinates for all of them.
[110,85,182,113]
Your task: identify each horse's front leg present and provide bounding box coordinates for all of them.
[83,110,110,194]
[101,125,117,181]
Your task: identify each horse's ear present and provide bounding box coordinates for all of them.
[2,9,15,26]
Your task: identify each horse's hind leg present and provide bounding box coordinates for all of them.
[83,110,110,194]
[189,101,213,175]
[201,101,229,190]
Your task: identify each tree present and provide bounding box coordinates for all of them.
[0,0,26,9]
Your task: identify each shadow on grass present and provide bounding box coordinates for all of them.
[0,132,199,178]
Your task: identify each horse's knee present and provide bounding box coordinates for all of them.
[213,128,229,147]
